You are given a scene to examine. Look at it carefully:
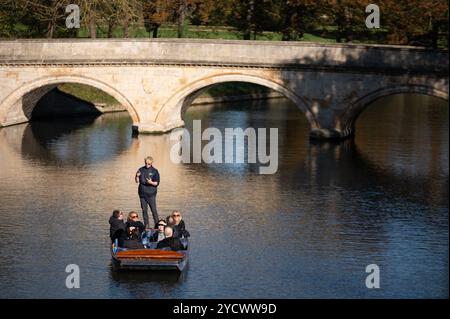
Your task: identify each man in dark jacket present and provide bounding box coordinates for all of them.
[157,226,185,251]
[109,210,126,243]
[171,210,190,238]
[135,156,160,228]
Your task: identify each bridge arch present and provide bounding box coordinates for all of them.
[154,73,317,131]
[342,84,449,133]
[0,75,140,127]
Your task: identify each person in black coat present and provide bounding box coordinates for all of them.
[170,210,190,238]
[122,226,145,249]
[125,211,146,235]
[109,210,126,243]
[157,226,185,251]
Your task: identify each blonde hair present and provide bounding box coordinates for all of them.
[172,210,181,216]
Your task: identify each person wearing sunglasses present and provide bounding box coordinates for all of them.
[171,210,190,239]
[149,219,167,243]
[135,156,160,229]
[122,225,145,250]
[126,211,145,236]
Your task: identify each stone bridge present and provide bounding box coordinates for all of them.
[0,39,448,139]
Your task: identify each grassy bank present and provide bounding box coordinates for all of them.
[58,82,273,108]
[74,23,447,48]
[76,23,337,43]
[5,19,448,48]
[58,83,120,106]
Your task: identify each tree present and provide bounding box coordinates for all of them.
[79,0,141,38]
[176,0,187,37]
[317,0,366,43]
[421,0,449,48]
[197,0,233,26]
[85,1,98,38]
[0,0,447,47]
[229,0,278,40]
[143,0,171,38]
[114,0,141,38]
[0,0,27,37]
[279,0,318,41]
[142,0,197,38]
[190,0,214,25]
[21,0,101,38]
[21,0,71,38]
[173,0,197,38]
[381,0,448,47]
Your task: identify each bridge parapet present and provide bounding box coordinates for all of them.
[0,39,448,75]
[0,39,448,139]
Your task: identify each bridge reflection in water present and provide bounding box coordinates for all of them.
[0,94,447,298]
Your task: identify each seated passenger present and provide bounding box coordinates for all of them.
[166,215,174,226]
[126,211,145,235]
[109,210,126,243]
[171,210,190,238]
[149,220,167,243]
[122,226,145,249]
[156,226,185,251]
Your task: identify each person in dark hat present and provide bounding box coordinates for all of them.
[149,219,167,243]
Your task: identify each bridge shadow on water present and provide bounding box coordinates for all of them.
[277,137,449,210]
[14,113,134,166]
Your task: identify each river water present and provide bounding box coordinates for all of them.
[0,94,447,298]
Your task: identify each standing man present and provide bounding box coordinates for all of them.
[135,156,160,228]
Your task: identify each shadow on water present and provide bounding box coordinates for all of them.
[29,115,99,142]
[110,267,186,284]
[17,113,134,166]
[108,263,189,298]
[280,138,449,208]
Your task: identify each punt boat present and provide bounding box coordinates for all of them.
[111,230,188,271]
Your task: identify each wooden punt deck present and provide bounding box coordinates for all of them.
[111,246,188,271]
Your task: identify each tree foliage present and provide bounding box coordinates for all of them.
[0,0,448,48]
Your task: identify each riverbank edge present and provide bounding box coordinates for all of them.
[0,90,286,128]
[94,91,286,114]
